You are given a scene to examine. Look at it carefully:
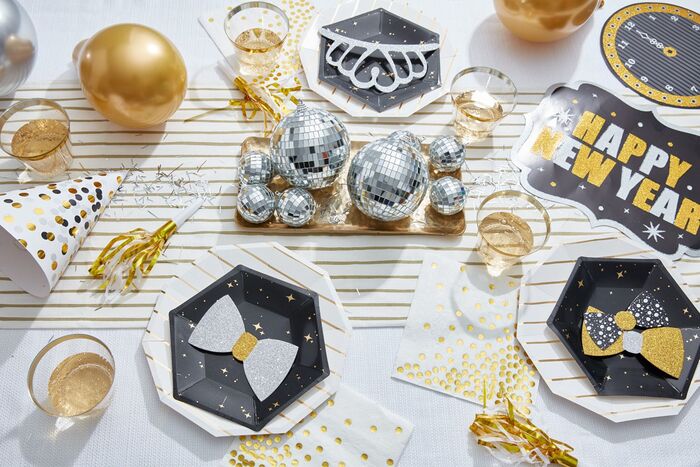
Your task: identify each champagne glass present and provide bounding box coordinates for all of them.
[450,67,517,144]
[0,98,72,179]
[477,190,550,276]
[225,1,289,76]
[28,334,115,429]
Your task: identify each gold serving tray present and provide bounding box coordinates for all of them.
[237,137,466,235]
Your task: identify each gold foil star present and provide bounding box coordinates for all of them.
[304,333,313,342]
[577,280,585,288]
[286,294,295,302]
[253,322,263,331]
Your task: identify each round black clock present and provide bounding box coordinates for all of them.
[601,2,700,108]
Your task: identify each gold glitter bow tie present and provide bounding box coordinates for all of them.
[188,295,298,401]
[582,291,684,378]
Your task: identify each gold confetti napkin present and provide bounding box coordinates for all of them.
[392,257,539,413]
[223,384,413,466]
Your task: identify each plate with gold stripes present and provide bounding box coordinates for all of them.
[518,236,700,422]
[142,242,351,436]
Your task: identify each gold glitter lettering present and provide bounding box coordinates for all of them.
[572,111,605,145]
[675,197,700,235]
[571,145,616,187]
[632,178,660,212]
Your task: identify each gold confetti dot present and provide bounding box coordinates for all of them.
[11,202,21,208]
[361,453,368,461]
[26,223,35,231]
[395,426,403,434]
[37,250,45,259]
[344,418,352,427]
[423,323,431,330]
[335,437,342,445]
[34,207,44,215]
[51,261,57,271]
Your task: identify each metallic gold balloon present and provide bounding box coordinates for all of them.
[494,0,604,42]
[73,24,187,128]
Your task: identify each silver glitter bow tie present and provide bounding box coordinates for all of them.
[188,295,298,401]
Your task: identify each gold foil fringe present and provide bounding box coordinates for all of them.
[470,389,577,466]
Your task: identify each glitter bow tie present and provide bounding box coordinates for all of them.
[188,295,298,401]
[581,291,684,378]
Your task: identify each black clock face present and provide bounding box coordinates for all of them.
[601,3,700,108]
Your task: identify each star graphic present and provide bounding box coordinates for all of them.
[578,184,586,190]
[304,333,313,342]
[605,375,612,381]
[245,412,251,419]
[616,271,625,279]
[554,107,574,126]
[253,322,263,331]
[694,334,699,339]
[624,208,630,214]
[286,294,295,302]
[188,322,195,328]
[618,354,625,359]
[259,331,265,335]
[678,234,684,239]
[688,356,692,361]
[227,282,234,288]
[221,368,228,375]
[537,167,545,172]
[577,280,585,288]
[273,401,280,408]
[683,308,690,315]
[642,222,665,242]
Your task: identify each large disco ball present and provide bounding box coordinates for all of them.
[347,138,429,222]
[0,0,37,96]
[269,102,351,190]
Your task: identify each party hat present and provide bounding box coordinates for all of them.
[0,171,125,297]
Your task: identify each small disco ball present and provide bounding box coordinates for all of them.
[276,187,315,227]
[387,130,423,152]
[237,184,275,224]
[269,102,351,189]
[430,176,468,215]
[347,138,429,222]
[429,136,466,172]
[239,150,274,185]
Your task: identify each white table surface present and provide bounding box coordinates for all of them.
[1,0,699,466]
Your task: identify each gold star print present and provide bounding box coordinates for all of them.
[304,333,313,343]
[245,412,251,419]
[227,282,234,288]
[617,271,625,279]
[273,401,280,408]
[286,294,295,302]
[683,308,690,315]
[605,375,612,381]
[221,368,228,375]
[253,322,263,331]
[577,280,585,288]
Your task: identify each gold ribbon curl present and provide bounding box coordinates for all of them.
[186,76,300,134]
[470,394,577,466]
[89,219,178,292]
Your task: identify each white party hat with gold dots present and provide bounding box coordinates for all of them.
[0,171,125,297]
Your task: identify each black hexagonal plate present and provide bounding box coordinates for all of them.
[169,265,329,431]
[548,257,700,399]
[319,8,441,112]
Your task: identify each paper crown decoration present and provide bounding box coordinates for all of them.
[0,171,124,297]
[188,295,298,401]
[582,291,684,378]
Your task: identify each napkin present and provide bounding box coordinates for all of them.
[392,256,539,413]
[223,384,413,466]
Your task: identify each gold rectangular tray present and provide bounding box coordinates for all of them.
[237,137,466,235]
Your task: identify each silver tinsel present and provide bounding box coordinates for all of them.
[430,176,467,215]
[276,187,315,227]
[347,138,428,222]
[429,136,466,172]
[269,102,351,189]
[237,184,275,224]
[239,150,273,185]
[387,130,423,153]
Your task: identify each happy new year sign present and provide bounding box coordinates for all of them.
[512,82,700,258]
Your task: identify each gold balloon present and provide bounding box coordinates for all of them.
[494,0,604,42]
[73,24,187,128]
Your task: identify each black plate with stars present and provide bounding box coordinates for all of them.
[319,8,441,112]
[169,265,329,431]
[548,257,700,399]
[601,3,700,108]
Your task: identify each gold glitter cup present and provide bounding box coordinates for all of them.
[225,1,290,76]
[28,334,115,420]
[0,98,73,178]
[451,67,517,144]
[477,190,550,276]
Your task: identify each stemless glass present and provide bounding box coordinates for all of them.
[0,98,72,178]
[450,67,517,144]
[28,334,115,425]
[477,190,550,276]
[224,1,290,76]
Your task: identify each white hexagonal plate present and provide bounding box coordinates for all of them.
[518,236,700,422]
[142,242,351,436]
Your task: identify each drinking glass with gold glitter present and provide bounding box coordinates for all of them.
[451,67,517,144]
[225,2,289,76]
[477,190,550,276]
[28,334,115,427]
[0,98,72,179]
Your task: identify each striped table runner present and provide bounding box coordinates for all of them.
[0,82,698,328]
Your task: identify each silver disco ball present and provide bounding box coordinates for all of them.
[0,0,37,96]
[269,102,351,190]
[347,138,429,222]
[239,150,273,185]
[237,184,275,224]
[429,136,466,172]
[387,130,423,152]
[276,187,315,227]
[430,176,467,215]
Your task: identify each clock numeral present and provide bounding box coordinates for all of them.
[670,15,679,22]
[693,24,700,31]
[624,21,636,31]
[641,76,649,83]
[648,14,656,21]
[665,84,674,92]
[625,58,636,68]
[691,85,698,93]
[618,40,629,49]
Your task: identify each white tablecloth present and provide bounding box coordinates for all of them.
[1,1,699,466]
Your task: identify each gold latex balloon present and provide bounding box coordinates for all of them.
[73,24,187,128]
[494,0,605,42]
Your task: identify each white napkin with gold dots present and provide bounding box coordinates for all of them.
[222,384,413,466]
[392,256,539,413]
